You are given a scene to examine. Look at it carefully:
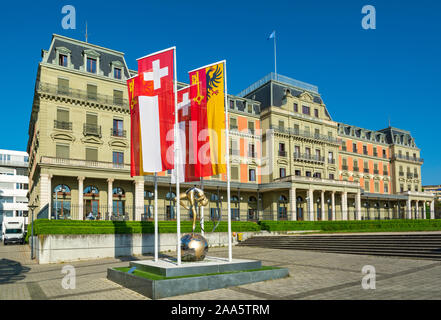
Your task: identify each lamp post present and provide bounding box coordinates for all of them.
[28,204,38,260]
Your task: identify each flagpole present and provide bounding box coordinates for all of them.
[200,177,204,237]
[223,61,232,262]
[154,172,158,262]
[173,47,181,266]
[274,31,277,77]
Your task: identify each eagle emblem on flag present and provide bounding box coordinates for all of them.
[206,65,222,100]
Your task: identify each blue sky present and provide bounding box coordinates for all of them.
[0,0,440,184]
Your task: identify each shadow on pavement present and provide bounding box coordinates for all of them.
[0,258,30,284]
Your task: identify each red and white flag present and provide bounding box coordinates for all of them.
[135,48,176,173]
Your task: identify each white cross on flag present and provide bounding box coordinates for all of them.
[136,48,176,172]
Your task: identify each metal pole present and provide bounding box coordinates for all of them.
[223,61,233,262]
[274,30,277,76]
[154,173,158,262]
[31,209,34,260]
[173,47,181,266]
[200,177,204,236]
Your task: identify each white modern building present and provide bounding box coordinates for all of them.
[0,149,29,230]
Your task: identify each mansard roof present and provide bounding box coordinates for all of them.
[43,34,130,79]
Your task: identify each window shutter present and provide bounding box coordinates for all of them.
[86,113,97,125]
[86,148,98,161]
[231,167,239,180]
[87,84,97,100]
[57,109,69,122]
[56,144,69,159]
[57,78,69,94]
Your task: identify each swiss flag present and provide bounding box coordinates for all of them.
[135,48,176,173]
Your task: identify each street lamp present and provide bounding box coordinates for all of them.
[28,204,38,260]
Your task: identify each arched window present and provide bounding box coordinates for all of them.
[113,187,125,197]
[53,184,71,220]
[84,186,99,195]
[144,190,154,199]
[278,195,288,220]
[166,192,176,200]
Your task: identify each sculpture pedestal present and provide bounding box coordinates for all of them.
[107,256,289,299]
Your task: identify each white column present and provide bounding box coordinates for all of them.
[78,176,84,220]
[342,191,348,220]
[423,201,427,220]
[107,178,114,218]
[406,199,412,220]
[321,191,325,221]
[308,189,314,221]
[430,200,435,219]
[290,187,297,221]
[40,173,52,219]
[331,191,336,221]
[415,201,419,220]
[356,191,362,220]
[134,179,144,221]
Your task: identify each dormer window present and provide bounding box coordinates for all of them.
[87,57,97,73]
[114,67,122,80]
[59,54,68,67]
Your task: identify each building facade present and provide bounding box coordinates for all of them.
[26,34,435,222]
[0,149,29,229]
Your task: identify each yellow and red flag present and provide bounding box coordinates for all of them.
[187,61,226,180]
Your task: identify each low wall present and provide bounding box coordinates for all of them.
[31,231,259,264]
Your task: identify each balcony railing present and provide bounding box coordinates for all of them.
[229,125,238,131]
[270,125,341,144]
[293,153,325,163]
[229,149,240,156]
[36,81,129,108]
[342,165,348,170]
[364,168,369,173]
[40,156,130,170]
[278,150,287,157]
[374,169,379,175]
[111,128,127,138]
[392,154,424,163]
[414,173,419,178]
[399,172,404,176]
[328,158,335,164]
[353,167,360,172]
[54,120,72,130]
[384,171,389,175]
[83,124,102,137]
[363,150,368,155]
[248,152,257,158]
[407,173,414,179]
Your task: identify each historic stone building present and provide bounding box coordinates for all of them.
[26,34,435,222]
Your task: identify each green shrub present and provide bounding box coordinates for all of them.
[27,219,260,237]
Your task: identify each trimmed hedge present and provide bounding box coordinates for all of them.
[25,219,261,242]
[258,219,441,232]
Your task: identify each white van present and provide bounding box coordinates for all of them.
[2,216,26,245]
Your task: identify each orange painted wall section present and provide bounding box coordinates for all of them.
[238,116,248,131]
[240,164,248,183]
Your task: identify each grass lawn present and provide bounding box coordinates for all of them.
[114,265,280,281]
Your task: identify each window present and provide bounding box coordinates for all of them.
[248,121,254,134]
[231,166,239,180]
[293,103,298,112]
[113,151,124,167]
[229,100,234,109]
[384,184,389,193]
[294,124,300,134]
[329,173,334,180]
[16,183,28,190]
[383,149,387,158]
[86,148,98,162]
[302,105,310,115]
[114,67,122,79]
[279,167,286,178]
[400,184,404,193]
[279,143,286,156]
[295,170,301,176]
[57,78,69,94]
[59,54,68,67]
[305,147,311,157]
[55,108,70,129]
[365,180,370,191]
[305,171,311,177]
[113,90,123,105]
[314,128,320,138]
[363,145,368,155]
[247,104,252,113]
[294,146,300,157]
[248,143,255,158]
[113,119,124,137]
[87,84,97,100]
[314,109,319,117]
[328,151,334,162]
[375,182,379,193]
[278,120,284,130]
[353,143,357,153]
[249,168,256,182]
[229,117,237,130]
[87,57,97,73]
[56,144,69,159]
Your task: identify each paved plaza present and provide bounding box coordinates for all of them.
[1,240,441,300]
